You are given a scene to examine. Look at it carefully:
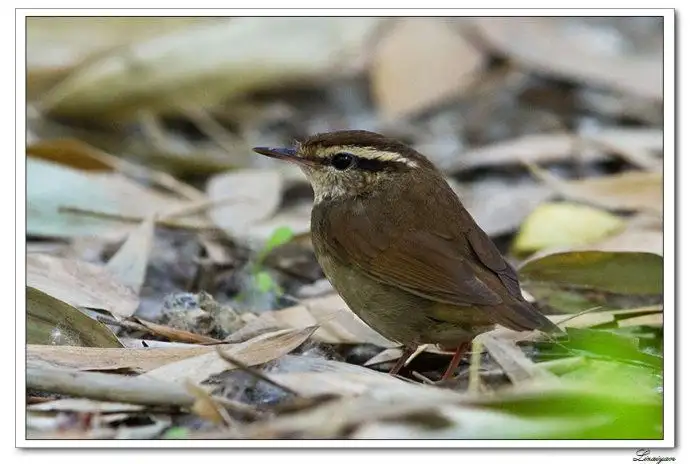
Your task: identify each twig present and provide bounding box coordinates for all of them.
[58,206,218,232]
[468,338,483,393]
[214,347,299,397]
[27,366,195,408]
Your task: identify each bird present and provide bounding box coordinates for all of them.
[253,130,560,381]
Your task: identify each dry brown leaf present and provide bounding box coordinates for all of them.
[529,167,662,215]
[131,317,222,344]
[371,18,485,119]
[206,169,283,242]
[27,138,119,171]
[474,18,661,100]
[27,254,139,318]
[447,128,662,173]
[143,327,317,384]
[27,344,213,373]
[185,381,229,425]
[105,216,155,293]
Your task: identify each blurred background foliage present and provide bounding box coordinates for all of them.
[25,16,664,440]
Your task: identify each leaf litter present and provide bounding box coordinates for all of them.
[24,17,664,440]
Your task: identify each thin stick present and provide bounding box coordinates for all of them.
[58,206,218,232]
[27,366,195,408]
[214,347,299,397]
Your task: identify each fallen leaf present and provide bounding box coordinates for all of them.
[27,157,210,239]
[519,251,663,295]
[263,295,396,348]
[39,17,381,119]
[206,169,283,242]
[513,202,625,255]
[446,128,662,173]
[105,216,155,293]
[27,344,212,373]
[186,381,228,425]
[474,18,662,100]
[529,167,662,215]
[27,17,212,97]
[131,317,222,344]
[27,287,123,348]
[27,138,119,171]
[547,306,663,329]
[27,253,139,317]
[143,327,317,384]
[371,18,485,119]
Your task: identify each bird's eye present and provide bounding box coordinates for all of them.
[331,152,356,171]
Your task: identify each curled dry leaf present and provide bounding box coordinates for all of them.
[371,18,485,119]
[27,287,123,348]
[28,253,139,318]
[446,128,662,173]
[40,17,381,119]
[206,168,283,243]
[473,18,662,100]
[547,306,663,329]
[143,327,318,384]
[513,202,625,255]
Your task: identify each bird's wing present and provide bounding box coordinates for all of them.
[318,195,503,308]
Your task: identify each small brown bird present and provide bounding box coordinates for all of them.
[254,130,560,380]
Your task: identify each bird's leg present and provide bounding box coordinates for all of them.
[389,346,416,376]
[440,341,471,381]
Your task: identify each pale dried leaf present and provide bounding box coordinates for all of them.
[372,18,485,119]
[261,295,396,348]
[27,157,210,238]
[530,167,662,215]
[105,216,155,293]
[143,327,317,384]
[40,17,381,118]
[206,169,283,242]
[474,18,662,99]
[447,128,662,173]
[27,253,139,317]
[27,344,212,373]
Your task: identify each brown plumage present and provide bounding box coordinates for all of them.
[254,130,560,380]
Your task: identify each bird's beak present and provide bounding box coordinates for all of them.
[253,147,316,166]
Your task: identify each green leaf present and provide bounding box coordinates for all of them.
[254,271,278,293]
[27,286,123,348]
[256,226,294,264]
[519,250,663,295]
[163,427,189,439]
